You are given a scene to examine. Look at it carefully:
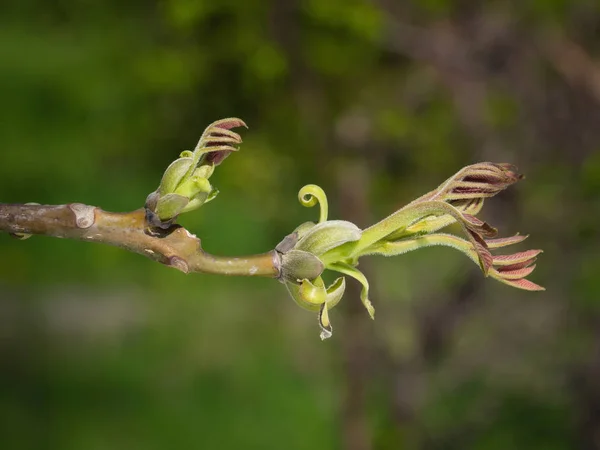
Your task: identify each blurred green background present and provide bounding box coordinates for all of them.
[1,1,599,449]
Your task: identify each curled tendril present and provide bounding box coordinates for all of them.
[298,184,329,223]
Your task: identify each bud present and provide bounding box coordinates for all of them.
[277,185,370,339]
[279,250,325,283]
[145,118,246,225]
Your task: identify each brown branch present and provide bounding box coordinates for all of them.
[0,203,280,278]
[539,30,600,104]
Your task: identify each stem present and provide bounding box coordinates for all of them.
[0,203,280,278]
[355,201,463,255]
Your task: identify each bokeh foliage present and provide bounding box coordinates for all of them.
[1,0,599,449]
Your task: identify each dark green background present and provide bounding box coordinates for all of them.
[1,1,599,449]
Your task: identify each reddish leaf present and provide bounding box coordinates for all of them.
[210,117,248,130]
[467,229,493,274]
[499,277,545,291]
[493,250,543,266]
[204,151,231,165]
[451,197,484,215]
[496,264,537,280]
[486,234,529,249]
[463,214,498,238]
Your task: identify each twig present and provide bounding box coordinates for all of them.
[0,203,280,277]
[539,30,600,104]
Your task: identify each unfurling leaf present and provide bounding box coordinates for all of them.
[145,118,247,224]
[285,276,347,340]
[295,220,362,256]
[279,162,543,340]
[328,261,374,319]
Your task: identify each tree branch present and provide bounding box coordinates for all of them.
[539,29,600,104]
[0,203,280,278]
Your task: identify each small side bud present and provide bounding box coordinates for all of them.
[69,203,95,229]
[169,256,190,274]
[279,250,324,284]
[275,231,299,254]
